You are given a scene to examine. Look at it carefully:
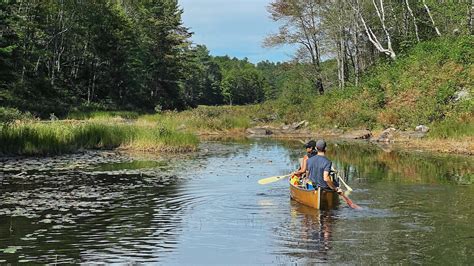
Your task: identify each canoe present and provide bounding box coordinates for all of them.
[289,179,339,210]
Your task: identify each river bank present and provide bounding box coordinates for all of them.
[1,115,472,156]
[198,125,473,156]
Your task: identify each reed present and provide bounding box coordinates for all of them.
[138,106,252,133]
[428,115,474,139]
[67,111,140,120]
[0,121,198,156]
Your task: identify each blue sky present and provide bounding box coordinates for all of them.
[179,0,296,63]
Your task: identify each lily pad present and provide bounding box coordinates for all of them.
[3,246,21,254]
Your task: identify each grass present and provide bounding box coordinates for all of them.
[67,110,140,120]
[428,115,474,139]
[0,121,198,156]
[138,105,253,132]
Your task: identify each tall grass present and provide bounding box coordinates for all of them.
[0,121,198,156]
[138,105,252,132]
[67,111,140,120]
[428,115,474,139]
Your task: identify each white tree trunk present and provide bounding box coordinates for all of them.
[423,0,441,36]
[352,0,396,60]
[372,0,396,59]
[405,0,420,42]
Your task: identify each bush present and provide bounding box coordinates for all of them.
[0,107,33,124]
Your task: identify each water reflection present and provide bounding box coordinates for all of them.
[0,139,473,264]
[282,201,337,262]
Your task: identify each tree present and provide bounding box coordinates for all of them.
[265,0,325,94]
[182,45,223,106]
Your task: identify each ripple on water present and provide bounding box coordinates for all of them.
[1,141,474,264]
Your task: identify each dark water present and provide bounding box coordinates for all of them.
[0,140,473,264]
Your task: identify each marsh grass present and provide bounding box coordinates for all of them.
[0,121,198,156]
[428,115,474,139]
[67,111,140,120]
[138,105,253,132]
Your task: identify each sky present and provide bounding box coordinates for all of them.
[179,0,296,63]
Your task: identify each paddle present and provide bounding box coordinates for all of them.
[331,168,353,192]
[338,192,362,210]
[258,174,291,185]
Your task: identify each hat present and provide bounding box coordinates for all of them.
[316,140,326,151]
[304,140,316,149]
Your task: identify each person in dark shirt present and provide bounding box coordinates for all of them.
[306,140,342,193]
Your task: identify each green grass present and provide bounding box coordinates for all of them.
[67,110,140,120]
[428,116,474,139]
[0,121,198,156]
[138,105,252,132]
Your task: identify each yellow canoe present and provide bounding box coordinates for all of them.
[289,180,339,210]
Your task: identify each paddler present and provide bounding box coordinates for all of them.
[306,140,343,194]
[291,140,317,186]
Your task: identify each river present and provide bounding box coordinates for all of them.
[0,139,473,264]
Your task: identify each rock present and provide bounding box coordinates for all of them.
[245,127,273,136]
[342,129,372,140]
[290,120,308,130]
[399,130,427,139]
[453,89,470,102]
[49,113,58,121]
[415,125,429,133]
[377,128,397,142]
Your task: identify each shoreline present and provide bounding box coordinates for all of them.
[196,128,474,156]
[1,119,472,157]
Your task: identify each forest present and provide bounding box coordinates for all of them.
[0,0,472,131]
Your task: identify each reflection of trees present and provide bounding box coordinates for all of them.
[277,201,337,262]
[327,141,473,185]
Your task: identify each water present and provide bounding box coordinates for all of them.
[0,139,473,264]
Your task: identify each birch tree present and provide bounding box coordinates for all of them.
[405,0,420,42]
[265,0,326,94]
[352,0,396,60]
[422,0,441,36]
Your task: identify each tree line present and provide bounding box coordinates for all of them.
[0,0,271,117]
[1,0,472,118]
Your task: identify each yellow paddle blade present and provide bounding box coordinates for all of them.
[258,174,291,185]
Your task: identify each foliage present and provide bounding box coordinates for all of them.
[0,1,191,116]
[0,107,33,124]
[138,105,253,132]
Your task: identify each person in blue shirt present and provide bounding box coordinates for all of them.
[306,140,342,193]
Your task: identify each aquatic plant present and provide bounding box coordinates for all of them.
[0,121,198,156]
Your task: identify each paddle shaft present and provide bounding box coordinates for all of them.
[337,174,353,191]
[338,192,361,209]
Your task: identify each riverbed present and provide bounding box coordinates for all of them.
[0,139,473,264]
